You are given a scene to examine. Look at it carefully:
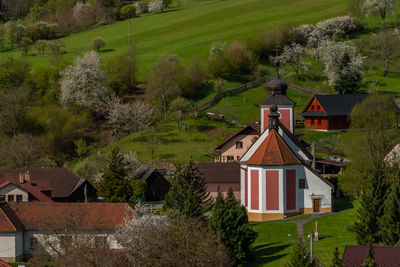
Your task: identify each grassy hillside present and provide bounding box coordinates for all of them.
[0,0,348,74]
[207,86,312,124]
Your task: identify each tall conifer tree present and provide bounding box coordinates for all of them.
[97,146,132,202]
[209,187,257,263]
[285,240,317,267]
[381,181,400,245]
[164,159,212,219]
[350,167,388,244]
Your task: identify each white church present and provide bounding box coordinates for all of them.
[206,60,333,222]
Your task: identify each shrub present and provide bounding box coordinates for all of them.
[120,4,137,19]
[247,25,296,62]
[182,58,207,97]
[213,78,228,94]
[135,0,149,15]
[35,39,48,54]
[108,47,138,95]
[18,37,33,55]
[148,0,165,13]
[92,37,106,52]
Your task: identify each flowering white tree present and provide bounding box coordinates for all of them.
[279,43,309,80]
[148,0,165,13]
[293,24,315,44]
[306,16,356,47]
[60,51,108,113]
[318,40,364,88]
[363,0,397,26]
[107,99,154,139]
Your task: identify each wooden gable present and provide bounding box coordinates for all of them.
[303,96,326,113]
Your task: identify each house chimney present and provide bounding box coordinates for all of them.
[19,173,24,184]
[24,171,31,182]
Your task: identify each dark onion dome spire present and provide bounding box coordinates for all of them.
[268,92,280,131]
[267,58,288,95]
[260,58,295,106]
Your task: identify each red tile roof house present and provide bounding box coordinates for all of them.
[0,169,97,203]
[342,245,400,267]
[0,202,133,262]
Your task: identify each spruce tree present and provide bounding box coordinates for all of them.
[163,159,212,219]
[285,240,317,267]
[381,181,400,245]
[209,187,257,263]
[333,52,361,94]
[350,167,388,244]
[331,246,343,267]
[97,146,132,202]
[362,243,377,267]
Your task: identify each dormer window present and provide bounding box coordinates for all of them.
[236,141,243,149]
[311,105,315,111]
[317,105,320,111]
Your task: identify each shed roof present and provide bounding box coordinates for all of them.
[300,94,367,117]
[197,162,240,183]
[342,245,400,267]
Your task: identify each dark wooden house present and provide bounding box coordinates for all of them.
[300,94,367,131]
[133,165,170,201]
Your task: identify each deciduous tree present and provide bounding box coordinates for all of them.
[279,43,309,80]
[363,0,397,27]
[60,51,109,113]
[371,30,400,76]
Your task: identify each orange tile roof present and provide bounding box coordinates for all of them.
[245,129,302,166]
[9,202,133,231]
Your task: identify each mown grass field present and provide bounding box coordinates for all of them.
[0,0,348,75]
[250,198,356,266]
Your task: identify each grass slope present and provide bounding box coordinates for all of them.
[207,86,312,125]
[0,0,348,73]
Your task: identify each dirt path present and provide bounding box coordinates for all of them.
[292,213,333,241]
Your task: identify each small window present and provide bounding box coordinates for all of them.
[318,119,321,125]
[227,156,234,162]
[311,105,315,111]
[30,237,37,250]
[317,105,321,110]
[236,141,243,149]
[299,179,306,189]
[16,195,23,202]
[7,195,14,202]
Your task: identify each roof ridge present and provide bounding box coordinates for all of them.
[0,202,25,231]
[271,130,284,164]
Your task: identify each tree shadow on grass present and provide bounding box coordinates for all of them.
[249,242,291,266]
[100,49,115,53]
[317,235,333,241]
[332,198,354,212]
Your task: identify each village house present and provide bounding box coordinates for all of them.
[0,169,97,203]
[300,94,367,131]
[197,162,240,199]
[0,202,132,262]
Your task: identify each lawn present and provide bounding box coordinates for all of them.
[0,0,348,75]
[302,199,357,266]
[207,86,313,125]
[250,222,297,266]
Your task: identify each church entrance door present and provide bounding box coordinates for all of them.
[313,199,320,212]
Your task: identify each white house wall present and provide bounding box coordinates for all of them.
[0,232,23,261]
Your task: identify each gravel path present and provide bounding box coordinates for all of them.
[292,213,333,241]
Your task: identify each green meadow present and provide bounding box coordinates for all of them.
[0,0,348,75]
